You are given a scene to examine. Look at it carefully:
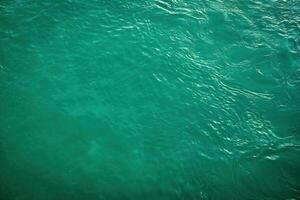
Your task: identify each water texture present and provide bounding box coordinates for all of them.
[1,0,300,199]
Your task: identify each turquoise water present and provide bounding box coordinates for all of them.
[1,0,300,199]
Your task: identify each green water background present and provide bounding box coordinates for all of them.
[1,0,300,199]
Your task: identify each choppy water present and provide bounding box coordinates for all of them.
[1,0,300,199]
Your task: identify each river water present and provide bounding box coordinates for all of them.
[0,0,300,199]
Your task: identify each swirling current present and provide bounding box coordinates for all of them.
[1,0,300,199]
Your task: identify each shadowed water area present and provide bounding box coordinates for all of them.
[1,0,300,199]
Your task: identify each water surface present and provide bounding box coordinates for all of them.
[1,0,300,199]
